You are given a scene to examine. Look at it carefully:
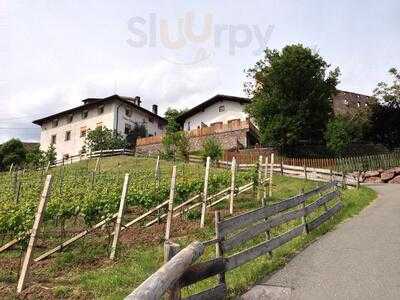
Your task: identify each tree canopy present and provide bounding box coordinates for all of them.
[245,44,340,150]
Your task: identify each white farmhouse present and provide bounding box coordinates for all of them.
[177,95,250,131]
[33,95,167,160]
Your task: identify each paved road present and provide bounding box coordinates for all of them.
[241,184,400,300]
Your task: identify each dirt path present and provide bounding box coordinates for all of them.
[241,184,400,300]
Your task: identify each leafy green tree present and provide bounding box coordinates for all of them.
[201,137,223,163]
[126,122,148,148]
[245,44,340,150]
[0,139,27,170]
[44,144,57,164]
[369,68,400,149]
[325,117,354,155]
[26,145,45,168]
[85,127,128,152]
[162,108,189,160]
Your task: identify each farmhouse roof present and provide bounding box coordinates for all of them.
[177,94,250,123]
[32,94,167,125]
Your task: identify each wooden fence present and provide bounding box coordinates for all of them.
[127,181,342,300]
[224,150,400,173]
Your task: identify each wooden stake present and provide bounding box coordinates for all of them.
[200,157,211,228]
[257,155,263,204]
[165,166,177,240]
[110,174,130,260]
[164,241,181,300]
[9,163,14,175]
[269,153,274,198]
[17,175,52,294]
[262,156,269,206]
[94,157,100,173]
[45,161,50,173]
[229,157,237,215]
[214,211,226,285]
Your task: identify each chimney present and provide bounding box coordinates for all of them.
[134,96,141,106]
[152,104,158,115]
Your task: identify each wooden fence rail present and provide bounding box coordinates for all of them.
[127,181,343,300]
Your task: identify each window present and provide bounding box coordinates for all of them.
[82,110,89,119]
[158,123,164,130]
[218,105,225,112]
[125,108,132,117]
[52,119,59,128]
[98,105,104,115]
[96,122,103,128]
[187,121,191,131]
[125,123,132,134]
[51,134,56,144]
[65,131,71,141]
[211,122,223,129]
[228,119,241,127]
[80,127,87,138]
[344,99,349,106]
[149,116,154,123]
[67,114,73,123]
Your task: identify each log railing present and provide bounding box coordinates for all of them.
[127,181,343,300]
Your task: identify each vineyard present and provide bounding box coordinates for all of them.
[0,155,377,299]
[0,156,254,241]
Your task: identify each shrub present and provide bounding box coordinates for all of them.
[201,137,223,163]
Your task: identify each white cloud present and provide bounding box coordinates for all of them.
[0,60,222,142]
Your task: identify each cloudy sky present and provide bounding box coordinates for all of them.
[1,0,399,142]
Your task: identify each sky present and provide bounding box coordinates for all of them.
[0,0,399,142]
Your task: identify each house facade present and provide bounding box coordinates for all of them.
[177,95,250,131]
[33,95,167,160]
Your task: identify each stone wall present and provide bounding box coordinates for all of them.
[136,128,248,155]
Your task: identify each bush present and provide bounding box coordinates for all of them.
[201,138,223,163]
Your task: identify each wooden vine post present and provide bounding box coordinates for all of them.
[94,157,100,173]
[155,156,162,223]
[256,155,263,204]
[229,157,237,215]
[45,160,50,173]
[9,163,14,175]
[165,166,177,240]
[110,173,130,260]
[17,175,52,294]
[164,241,181,299]
[262,156,269,206]
[200,157,211,228]
[269,153,274,198]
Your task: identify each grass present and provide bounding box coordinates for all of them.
[0,156,377,299]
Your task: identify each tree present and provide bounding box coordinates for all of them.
[162,108,190,160]
[126,122,148,148]
[85,127,128,152]
[26,145,45,168]
[325,117,354,155]
[369,68,400,149]
[0,139,27,170]
[201,137,223,163]
[44,144,57,165]
[245,44,340,150]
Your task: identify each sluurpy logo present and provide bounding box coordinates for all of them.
[127,12,274,65]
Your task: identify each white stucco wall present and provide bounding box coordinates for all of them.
[113,100,165,138]
[38,100,165,160]
[39,102,115,160]
[183,100,248,131]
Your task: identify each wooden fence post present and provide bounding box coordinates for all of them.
[301,188,309,234]
[110,173,130,260]
[304,164,307,180]
[214,211,226,286]
[262,156,269,206]
[165,166,177,240]
[17,175,52,294]
[9,163,14,175]
[94,157,100,173]
[14,180,21,203]
[200,157,211,228]
[229,157,236,215]
[45,161,50,173]
[269,153,274,198]
[164,241,181,300]
[257,155,263,204]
